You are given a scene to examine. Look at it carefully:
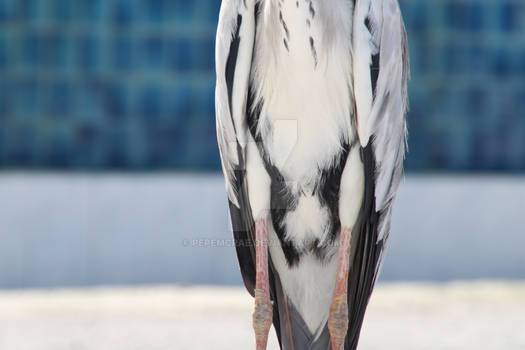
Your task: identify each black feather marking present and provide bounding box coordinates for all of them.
[255,2,260,27]
[313,144,350,260]
[228,197,256,294]
[371,52,380,99]
[283,38,289,51]
[309,36,318,67]
[246,85,261,141]
[364,16,380,99]
[279,11,290,39]
[225,15,243,119]
[344,142,385,350]
[270,175,301,266]
[364,17,372,32]
[269,263,283,350]
[309,1,315,18]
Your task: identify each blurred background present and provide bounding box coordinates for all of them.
[0,0,524,349]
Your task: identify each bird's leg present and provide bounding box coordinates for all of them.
[328,226,352,350]
[253,218,273,350]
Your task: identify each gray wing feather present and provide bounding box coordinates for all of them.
[353,0,409,241]
[344,4,409,348]
[215,0,256,207]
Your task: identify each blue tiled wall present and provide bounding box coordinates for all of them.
[0,0,524,171]
[403,0,525,171]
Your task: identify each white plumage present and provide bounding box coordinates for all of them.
[215,0,408,349]
[251,0,354,183]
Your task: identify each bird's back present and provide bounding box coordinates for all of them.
[251,0,355,182]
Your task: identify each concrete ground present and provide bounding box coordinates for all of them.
[0,281,524,350]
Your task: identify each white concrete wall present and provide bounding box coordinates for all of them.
[0,173,524,288]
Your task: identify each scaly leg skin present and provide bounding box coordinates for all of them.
[253,218,273,350]
[328,227,352,350]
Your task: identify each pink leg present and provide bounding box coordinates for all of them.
[253,218,273,350]
[328,227,352,350]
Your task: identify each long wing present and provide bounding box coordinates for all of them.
[216,2,286,346]
[354,0,409,214]
[347,0,409,348]
[216,0,258,294]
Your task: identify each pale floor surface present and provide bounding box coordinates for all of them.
[0,281,524,350]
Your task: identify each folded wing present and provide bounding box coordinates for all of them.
[346,0,409,348]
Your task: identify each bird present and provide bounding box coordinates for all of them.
[215,0,408,349]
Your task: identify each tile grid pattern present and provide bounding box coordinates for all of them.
[0,0,524,171]
[404,0,525,171]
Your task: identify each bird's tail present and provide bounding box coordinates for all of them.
[269,264,332,350]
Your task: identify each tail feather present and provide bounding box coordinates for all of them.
[271,270,331,350]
